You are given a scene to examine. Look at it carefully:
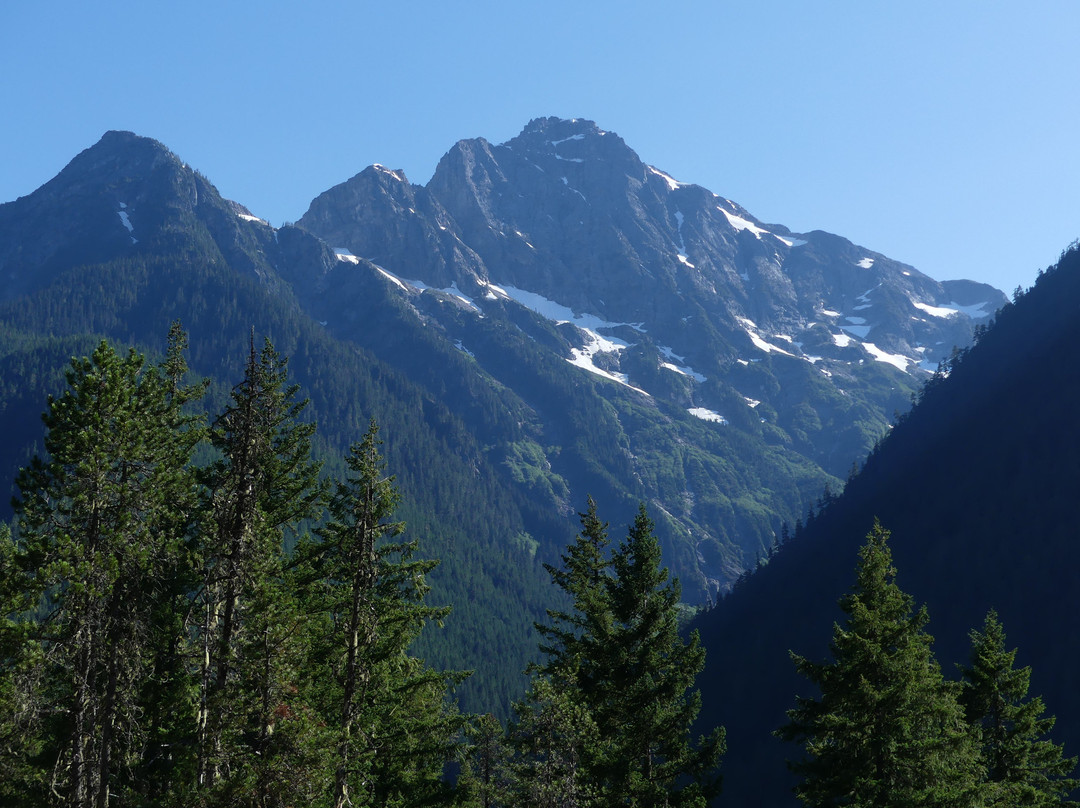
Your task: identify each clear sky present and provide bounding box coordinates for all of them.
[3,1,1078,294]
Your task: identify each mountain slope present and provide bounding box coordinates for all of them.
[296,116,1004,595]
[0,123,1006,716]
[691,246,1080,807]
[0,132,556,713]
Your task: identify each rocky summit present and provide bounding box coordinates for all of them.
[0,119,1005,607]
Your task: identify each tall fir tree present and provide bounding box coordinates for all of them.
[459,713,512,808]
[508,676,600,808]
[531,500,723,807]
[195,334,327,805]
[0,522,48,806]
[535,496,612,704]
[304,418,466,808]
[778,520,982,808]
[598,505,724,807]
[959,610,1078,807]
[10,336,204,808]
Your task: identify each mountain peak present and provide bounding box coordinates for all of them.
[74,130,180,172]
[499,116,641,190]
[518,116,606,138]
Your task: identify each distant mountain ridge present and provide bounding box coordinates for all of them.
[291,117,1006,572]
[0,120,1006,712]
[301,116,1002,381]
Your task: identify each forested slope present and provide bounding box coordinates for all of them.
[693,243,1080,806]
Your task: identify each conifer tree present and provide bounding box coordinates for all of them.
[535,496,612,697]
[508,676,599,808]
[598,505,724,806]
[306,418,466,808]
[0,523,47,807]
[533,500,723,806]
[459,713,512,808]
[959,610,1078,807]
[10,336,204,808]
[778,520,982,808]
[195,335,326,803]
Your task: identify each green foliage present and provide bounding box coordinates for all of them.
[458,713,513,808]
[508,676,599,808]
[194,335,328,803]
[778,521,982,807]
[0,331,476,806]
[303,419,468,808]
[959,610,1078,807]
[8,338,205,806]
[527,499,724,807]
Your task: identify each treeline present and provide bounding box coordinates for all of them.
[778,521,1077,807]
[3,326,1076,807]
[0,327,723,807]
[0,325,466,807]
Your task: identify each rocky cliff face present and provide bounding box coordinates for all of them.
[0,121,1006,603]
[298,117,1006,482]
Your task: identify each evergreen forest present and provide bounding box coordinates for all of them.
[2,321,1077,807]
[0,326,722,807]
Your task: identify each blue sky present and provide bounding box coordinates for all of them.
[3,1,1078,294]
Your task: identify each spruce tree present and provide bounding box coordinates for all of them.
[0,523,47,807]
[306,418,466,808]
[959,610,1078,806]
[532,500,723,806]
[509,676,599,808]
[459,713,512,808]
[10,337,204,808]
[778,520,982,808]
[535,496,612,699]
[195,335,326,804]
[598,505,724,806]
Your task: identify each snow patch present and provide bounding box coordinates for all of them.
[738,317,799,358]
[117,210,133,233]
[833,332,855,347]
[372,164,406,181]
[648,165,683,191]
[719,208,771,239]
[488,283,650,394]
[374,266,409,291]
[335,248,362,265]
[673,210,694,266]
[857,257,875,269]
[688,408,728,424]
[560,177,587,202]
[661,362,707,382]
[237,213,268,225]
[443,282,481,312]
[550,134,585,147]
[567,333,649,395]
[513,230,536,249]
[947,300,995,319]
[658,346,706,382]
[861,342,911,371]
[913,301,959,318]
